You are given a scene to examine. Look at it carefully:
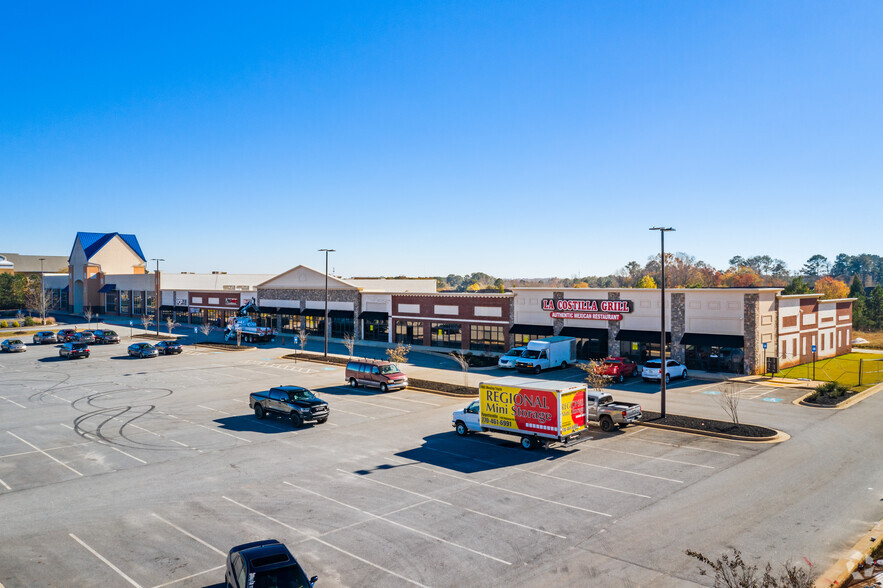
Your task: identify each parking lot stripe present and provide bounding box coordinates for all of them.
[336,469,567,539]
[69,533,143,587]
[0,396,26,409]
[0,477,10,490]
[284,481,513,565]
[0,441,92,459]
[151,513,226,555]
[223,495,429,588]
[197,404,231,415]
[330,407,374,419]
[590,446,715,468]
[634,437,741,457]
[7,431,83,476]
[511,467,652,498]
[567,460,684,483]
[156,412,252,443]
[385,395,441,407]
[150,565,224,588]
[395,459,612,518]
[59,423,148,464]
[336,397,411,413]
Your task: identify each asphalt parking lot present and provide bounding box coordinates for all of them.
[1,336,881,587]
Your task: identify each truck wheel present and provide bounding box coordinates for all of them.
[455,421,468,436]
[682,369,688,380]
[600,416,615,432]
[254,404,265,419]
[561,361,567,369]
[520,436,534,450]
[349,378,358,388]
[534,365,541,375]
[665,373,671,384]
[380,383,389,393]
[290,413,303,428]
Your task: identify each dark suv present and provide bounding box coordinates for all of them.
[59,342,90,359]
[226,540,317,588]
[93,329,120,344]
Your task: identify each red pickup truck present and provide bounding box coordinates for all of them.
[595,357,638,383]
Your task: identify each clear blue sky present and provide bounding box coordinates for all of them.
[2,1,881,278]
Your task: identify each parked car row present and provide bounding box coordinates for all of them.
[33,329,121,345]
[52,340,185,360]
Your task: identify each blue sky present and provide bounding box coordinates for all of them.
[2,2,881,278]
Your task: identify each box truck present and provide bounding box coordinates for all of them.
[514,336,576,373]
[451,376,588,449]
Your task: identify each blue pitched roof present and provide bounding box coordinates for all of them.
[73,232,146,262]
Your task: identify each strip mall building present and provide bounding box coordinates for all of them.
[44,232,854,375]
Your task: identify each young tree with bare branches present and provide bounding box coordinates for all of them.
[141,314,153,333]
[166,317,178,338]
[715,381,741,424]
[343,333,355,357]
[83,308,94,329]
[576,359,610,392]
[298,326,308,354]
[198,323,213,347]
[386,342,411,364]
[450,351,470,392]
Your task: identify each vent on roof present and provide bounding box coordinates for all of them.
[211,271,227,274]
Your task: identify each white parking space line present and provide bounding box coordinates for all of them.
[157,412,252,443]
[330,407,374,419]
[590,446,715,469]
[283,481,512,565]
[223,495,429,588]
[511,466,652,498]
[567,460,685,484]
[393,457,612,517]
[69,533,143,587]
[0,396,26,409]
[7,431,83,476]
[0,477,10,490]
[385,395,440,407]
[59,423,147,464]
[197,404,231,415]
[336,397,411,413]
[150,565,224,588]
[151,513,226,555]
[336,468,567,539]
[634,437,741,457]
[0,441,93,459]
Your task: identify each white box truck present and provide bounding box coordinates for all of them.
[451,376,588,449]
[515,336,576,373]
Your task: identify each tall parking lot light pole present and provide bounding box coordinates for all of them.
[319,249,335,357]
[650,227,674,418]
[38,258,46,323]
[151,258,164,337]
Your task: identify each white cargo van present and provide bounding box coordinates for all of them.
[514,336,576,374]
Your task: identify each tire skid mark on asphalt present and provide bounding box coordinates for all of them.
[222,495,429,588]
[59,423,147,464]
[386,452,612,517]
[282,480,513,565]
[335,468,568,538]
[70,387,181,451]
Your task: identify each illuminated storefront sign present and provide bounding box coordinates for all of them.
[542,298,632,321]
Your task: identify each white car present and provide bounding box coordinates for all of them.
[1,339,27,352]
[642,359,687,383]
[498,347,526,369]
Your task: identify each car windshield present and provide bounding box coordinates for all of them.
[644,360,660,367]
[522,350,540,359]
[104,331,117,336]
[378,364,399,375]
[250,566,311,588]
[504,349,523,357]
[604,360,621,365]
[287,389,317,401]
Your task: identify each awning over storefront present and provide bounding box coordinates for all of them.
[329,310,354,319]
[98,283,115,293]
[277,307,300,316]
[616,329,671,344]
[259,306,278,314]
[559,326,608,339]
[359,311,389,321]
[509,324,554,336]
[680,333,745,347]
[301,308,326,317]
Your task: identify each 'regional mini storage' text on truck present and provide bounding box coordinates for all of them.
[452,376,588,449]
[514,336,576,373]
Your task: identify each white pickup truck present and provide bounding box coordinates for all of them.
[585,390,642,432]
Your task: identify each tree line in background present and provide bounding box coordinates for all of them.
[0,273,55,319]
[437,252,883,331]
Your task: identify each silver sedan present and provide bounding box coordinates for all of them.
[1,339,27,352]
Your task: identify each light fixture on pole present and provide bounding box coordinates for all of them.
[38,257,46,323]
[649,227,675,418]
[318,249,335,357]
[151,258,164,337]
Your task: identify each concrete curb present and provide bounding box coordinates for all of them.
[815,519,883,587]
[637,421,790,443]
[793,381,883,409]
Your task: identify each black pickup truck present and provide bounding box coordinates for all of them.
[249,386,330,428]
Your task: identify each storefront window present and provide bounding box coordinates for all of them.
[280,315,300,333]
[190,309,205,325]
[305,315,324,336]
[685,345,744,374]
[146,293,155,313]
[119,291,130,315]
[469,325,505,352]
[574,338,607,360]
[431,323,461,348]
[364,319,388,341]
[60,289,68,309]
[105,291,118,314]
[619,340,669,364]
[513,333,544,347]
[256,313,276,329]
[331,317,354,338]
[395,320,424,345]
[133,292,143,315]
[205,309,222,327]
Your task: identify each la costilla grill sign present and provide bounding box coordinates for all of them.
[542,298,631,321]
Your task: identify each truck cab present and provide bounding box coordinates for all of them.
[452,399,482,435]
